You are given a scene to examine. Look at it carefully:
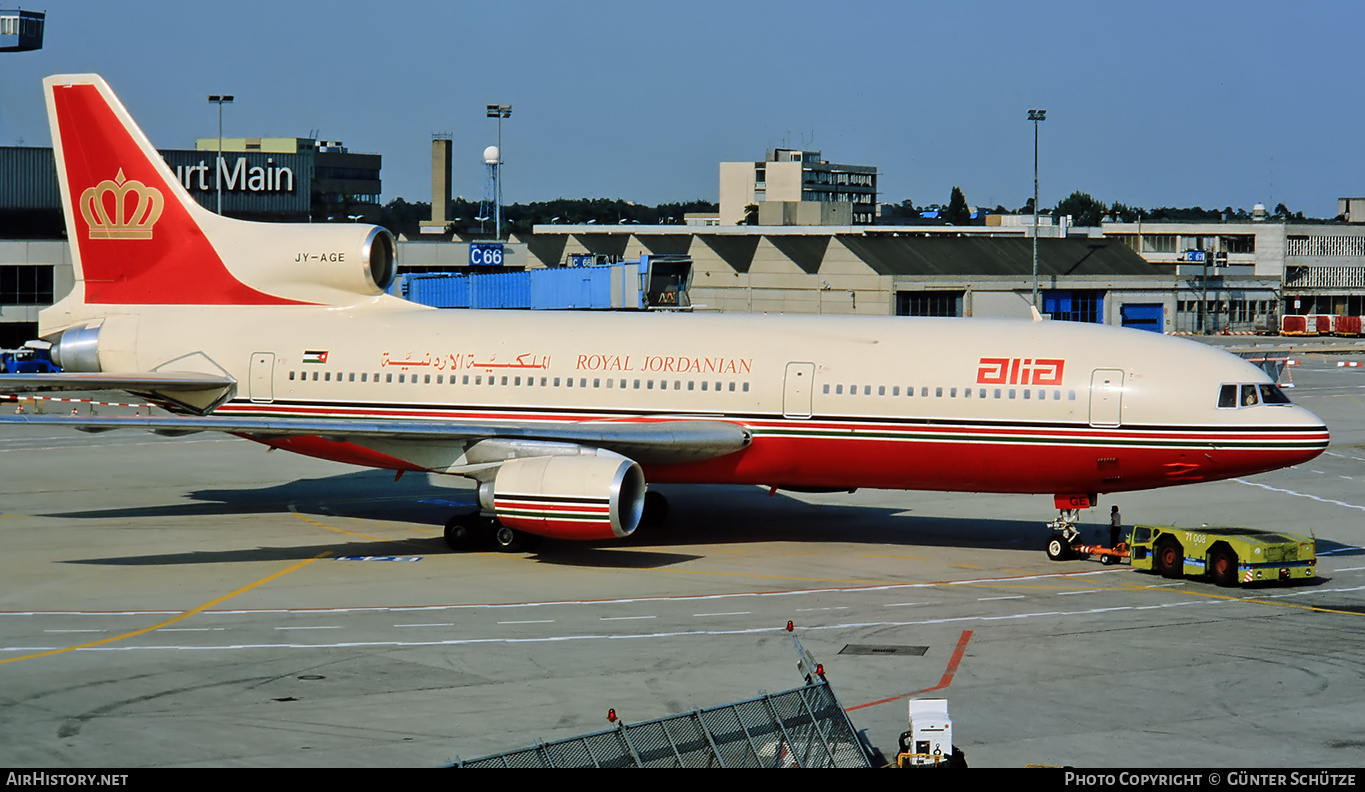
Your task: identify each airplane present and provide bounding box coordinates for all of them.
[0,74,1331,555]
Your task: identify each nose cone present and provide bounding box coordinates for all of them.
[1288,404,1330,464]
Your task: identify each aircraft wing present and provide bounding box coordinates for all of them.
[0,372,235,393]
[0,412,751,466]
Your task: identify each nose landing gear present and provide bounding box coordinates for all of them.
[1045,509,1082,560]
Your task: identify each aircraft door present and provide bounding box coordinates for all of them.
[1089,368,1123,427]
[249,352,275,403]
[783,362,815,419]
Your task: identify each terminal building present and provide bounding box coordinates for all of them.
[719,149,878,226]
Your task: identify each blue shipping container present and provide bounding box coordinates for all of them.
[397,260,650,310]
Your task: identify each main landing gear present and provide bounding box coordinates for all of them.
[440,491,672,553]
[442,511,543,553]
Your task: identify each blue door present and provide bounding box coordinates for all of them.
[1120,303,1164,333]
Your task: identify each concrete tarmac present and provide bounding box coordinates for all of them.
[1,352,1363,768]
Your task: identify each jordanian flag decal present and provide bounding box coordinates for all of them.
[302,350,329,364]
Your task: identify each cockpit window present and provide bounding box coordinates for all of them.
[1218,384,1237,409]
[1219,382,1292,408]
[1259,384,1291,405]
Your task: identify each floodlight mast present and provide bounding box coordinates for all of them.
[486,104,511,239]
[1029,108,1046,312]
[208,94,235,215]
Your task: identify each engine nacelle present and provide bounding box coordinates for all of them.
[233,222,396,299]
[481,454,646,541]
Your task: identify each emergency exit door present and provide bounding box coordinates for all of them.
[783,362,815,419]
[250,352,275,403]
[1089,368,1123,428]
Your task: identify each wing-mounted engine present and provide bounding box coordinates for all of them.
[477,452,646,541]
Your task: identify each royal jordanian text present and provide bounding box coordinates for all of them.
[5,774,129,786]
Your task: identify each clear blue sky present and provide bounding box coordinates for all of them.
[3,1,1362,218]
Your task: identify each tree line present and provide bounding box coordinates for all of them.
[379,197,718,238]
[882,187,1318,226]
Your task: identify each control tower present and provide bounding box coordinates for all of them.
[0,9,44,52]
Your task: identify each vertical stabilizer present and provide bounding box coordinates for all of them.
[44,74,302,307]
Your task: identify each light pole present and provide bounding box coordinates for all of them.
[207,94,234,214]
[486,104,511,239]
[1028,108,1046,311]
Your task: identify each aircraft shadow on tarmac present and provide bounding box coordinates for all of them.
[50,471,1080,569]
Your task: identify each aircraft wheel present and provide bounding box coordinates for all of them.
[641,490,669,528]
[443,513,485,551]
[1045,535,1071,561]
[492,524,541,553]
[1210,545,1239,587]
[1155,539,1184,579]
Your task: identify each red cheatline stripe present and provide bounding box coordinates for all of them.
[217,402,1322,445]
[846,630,973,712]
[495,500,611,515]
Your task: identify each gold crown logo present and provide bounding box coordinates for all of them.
[79,168,164,240]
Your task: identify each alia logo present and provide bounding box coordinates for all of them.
[79,168,163,240]
[976,357,1065,385]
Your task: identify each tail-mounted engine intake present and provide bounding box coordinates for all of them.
[478,453,646,541]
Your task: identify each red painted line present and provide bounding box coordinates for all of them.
[845,629,973,712]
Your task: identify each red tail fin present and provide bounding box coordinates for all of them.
[46,75,299,306]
